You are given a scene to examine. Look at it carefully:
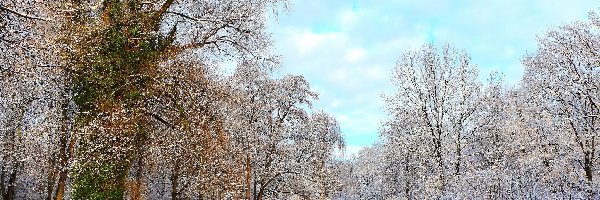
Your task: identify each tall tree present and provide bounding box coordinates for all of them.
[57,0,287,198]
[381,44,480,197]
[521,10,599,193]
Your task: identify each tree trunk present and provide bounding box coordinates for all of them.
[54,133,74,200]
[584,152,593,182]
[1,161,19,200]
[129,156,144,200]
[455,139,461,175]
[252,179,257,200]
[54,170,67,200]
[5,167,17,200]
[170,160,179,200]
[129,129,147,200]
[54,100,73,200]
[54,136,69,200]
[45,155,56,200]
[1,166,5,200]
[245,154,251,200]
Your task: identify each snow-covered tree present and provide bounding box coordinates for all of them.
[381,44,481,198]
[520,10,600,197]
[226,61,344,199]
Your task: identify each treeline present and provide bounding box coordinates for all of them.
[335,11,599,199]
[2,1,599,199]
[1,1,344,199]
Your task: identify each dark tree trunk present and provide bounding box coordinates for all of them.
[584,152,593,182]
[171,160,180,200]
[1,165,18,200]
[46,155,56,200]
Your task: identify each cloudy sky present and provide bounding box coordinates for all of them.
[267,0,600,155]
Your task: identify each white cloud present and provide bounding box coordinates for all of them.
[364,65,387,80]
[292,30,347,55]
[331,99,342,108]
[344,47,368,63]
[335,113,350,124]
[329,67,350,84]
[339,9,358,28]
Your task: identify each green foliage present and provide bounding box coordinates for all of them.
[71,162,128,200]
[71,0,175,116]
[67,0,178,198]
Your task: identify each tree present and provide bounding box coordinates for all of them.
[227,61,344,199]
[521,10,600,195]
[333,144,386,200]
[55,0,288,198]
[135,57,240,199]
[381,43,481,197]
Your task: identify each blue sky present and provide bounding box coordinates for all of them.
[267,0,600,155]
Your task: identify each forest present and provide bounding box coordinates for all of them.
[0,0,598,199]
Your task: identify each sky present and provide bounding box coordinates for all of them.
[267,0,600,155]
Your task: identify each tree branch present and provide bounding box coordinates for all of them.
[165,11,221,23]
[0,37,16,44]
[0,6,48,21]
[166,11,198,22]
[38,64,61,68]
[257,171,301,200]
[144,110,176,129]
[150,0,175,28]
